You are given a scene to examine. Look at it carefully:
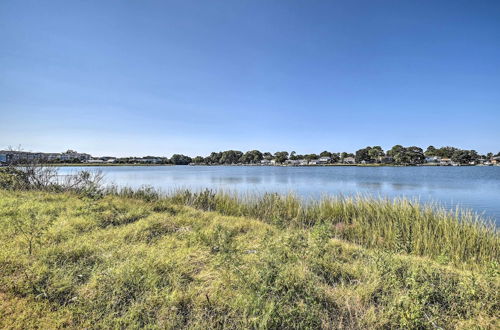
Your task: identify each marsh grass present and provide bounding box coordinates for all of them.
[0,188,498,329]
[163,189,498,268]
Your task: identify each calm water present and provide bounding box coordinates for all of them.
[59,166,500,224]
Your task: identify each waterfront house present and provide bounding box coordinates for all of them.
[100,157,117,163]
[299,159,308,165]
[308,159,319,165]
[425,156,441,164]
[440,158,452,166]
[317,157,331,164]
[343,157,356,164]
[260,159,271,165]
[378,156,394,164]
[141,157,162,164]
[285,159,301,166]
[87,158,105,163]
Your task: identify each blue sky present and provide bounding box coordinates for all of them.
[1,0,499,156]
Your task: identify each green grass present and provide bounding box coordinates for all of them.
[0,189,498,329]
[164,189,498,269]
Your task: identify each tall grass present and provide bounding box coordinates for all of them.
[164,189,498,267]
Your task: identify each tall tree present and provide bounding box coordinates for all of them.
[219,150,243,164]
[425,146,437,156]
[193,156,205,164]
[319,151,332,158]
[273,151,289,163]
[368,146,384,162]
[355,147,372,163]
[170,154,192,165]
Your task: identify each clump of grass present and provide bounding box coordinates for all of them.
[168,189,498,268]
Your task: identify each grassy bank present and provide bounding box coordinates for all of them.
[0,189,498,329]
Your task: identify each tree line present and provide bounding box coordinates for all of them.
[164,146,499,165]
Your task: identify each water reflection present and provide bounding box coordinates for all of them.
[245,176,262,184]
[390,183,421,191]
[356,182,384,190]
[211,176,244,184]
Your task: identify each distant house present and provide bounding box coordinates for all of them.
[285,159,301,166]
[317,157,331,164]
[87,159,104,163]
[299,159,308,166]
[100,156,117,163]
[378,156,394,164]
[60,151,91,162]
[343,157,356,164]
[141,157,161,164]
[260,159,271,165]
[440,158,452,166]
[308,159,319,165]
[425,156,441,164]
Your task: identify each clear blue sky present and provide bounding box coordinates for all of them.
[1,0,499,157]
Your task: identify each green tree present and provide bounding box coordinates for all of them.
[355,147,372,163]
[425,146,437,156]
[273,151,289,164]
[451,150,479,164]
[319,151,332,158]
[263,152,273,160]
[406,146,425,164]
[435,146,459,158]
[330,153,340,163]
[304,154,319,161]
[207,152,222,164]
[193,156,205,164]
[240,150,263,164]
[219,150,243,164]
[368,146,384,162]
[170,154,192,165]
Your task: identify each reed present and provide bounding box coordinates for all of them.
[165,189,498,267]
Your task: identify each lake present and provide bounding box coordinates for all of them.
[59,165,500,224]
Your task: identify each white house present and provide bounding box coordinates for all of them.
[87,159,105,163]
[317,157,331,164]
[285,159,301,166]
[425,156,441,164]
[440,158,452,166]
[343,157,356,164]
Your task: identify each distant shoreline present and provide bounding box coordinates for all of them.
[38,163,496,167]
